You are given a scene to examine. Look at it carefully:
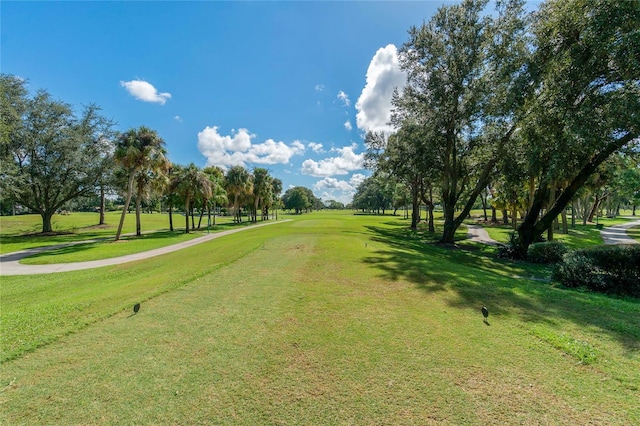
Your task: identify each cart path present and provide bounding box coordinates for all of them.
[466,219,640,246]
[466,224,499,245]
[600,219,640,245]
[0,220,291,276]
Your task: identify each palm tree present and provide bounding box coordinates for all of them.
[252,168,273,222]
[225,165,253,223]
[173,163,212,233]
[271,178,283,220]
[113,126,168,241]
[203,166,227,226]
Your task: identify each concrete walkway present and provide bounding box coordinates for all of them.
[0,220,290,276]
[600,219,640,245]
[466,224,499,245]
[466,218,640,246]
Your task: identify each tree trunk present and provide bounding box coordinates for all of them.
[198,201,206,229]
[115,171,136,241]
[561,208,568,234]
[135,190,142,237]
[41,210,54,233]
[481,191,488,221]
[547,185,556,241]
[491,206,497,223]
[571,202,576,229]
[99,185,105,225]
[169,200,174,231]
[440,210,457,244]
[185,198,190,233]
[587,193,601,222]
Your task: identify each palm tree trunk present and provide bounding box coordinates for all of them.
[169,198,174,231]
[185,198,190,233]
[135,188,142,237]
[115,171,136,241]
[198,201,206,229]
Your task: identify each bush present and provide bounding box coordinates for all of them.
[553,245,640,297]
[527,241,569,264]
[496,232,526,260]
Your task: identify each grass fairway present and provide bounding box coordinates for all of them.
[1,212,639,424]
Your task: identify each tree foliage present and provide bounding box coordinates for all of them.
[113,126,169,240]
[0,74,115,233]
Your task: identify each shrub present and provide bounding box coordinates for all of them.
[496,232,526,260]
[553,245,640,297]
[527,241,569,264]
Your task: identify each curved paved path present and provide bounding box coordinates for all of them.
[0,220,290,276]
[466,218,640,246]
[466,224,499,245]
[600,219,640,245]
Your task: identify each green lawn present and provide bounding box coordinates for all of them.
[0,211,244,265]
[1,211,639,424]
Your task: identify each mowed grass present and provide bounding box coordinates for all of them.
[0,211,241,264]
[1,211,639,424]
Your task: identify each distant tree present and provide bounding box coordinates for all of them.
[203,166,227,226]
[113,126,169,240]
[251,168,273,222]
[270,178,283,219]
[225,165,253,223]
[352,174,394,214]
[326,199,345,210]
[1,75,115,233]
[173,163,211,233]
[282,186,310,214]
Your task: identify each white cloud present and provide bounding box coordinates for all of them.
[344,120,353,131]
[301,145,364,177]
[355,44,407,133]
[315,84,325,92]
[197,126,304,169]
[337,90,351,107]
[174,115,183,122]
[120,79,171,105]
[349,173,367,188]
[308,142,324,153]
[292,140,306,152]
[314,177,355,192]
[313,173,369,204]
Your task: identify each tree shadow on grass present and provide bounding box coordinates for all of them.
[363,223,640,354]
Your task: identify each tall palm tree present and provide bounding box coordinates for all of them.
[252,168,273,222]
[113,126,168,241]
[225,165,253,223]
[174,163,212,233]
[203,166,227,226]
[271,178,283,220]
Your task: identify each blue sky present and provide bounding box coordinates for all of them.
[2,1,451,204]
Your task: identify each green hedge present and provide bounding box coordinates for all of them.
[527,241,568,264]
[553,245,640,297]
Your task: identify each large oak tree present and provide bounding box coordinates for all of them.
[1,75,114,233]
